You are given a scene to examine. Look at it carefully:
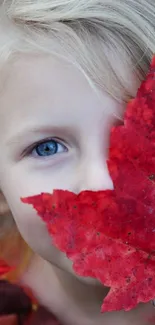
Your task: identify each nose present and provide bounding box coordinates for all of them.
[77,156,114,192]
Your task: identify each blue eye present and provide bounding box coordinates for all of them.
[31,139,67,157]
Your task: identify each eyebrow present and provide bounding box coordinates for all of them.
[6,125,76,147]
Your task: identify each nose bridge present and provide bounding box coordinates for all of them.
[78,142,114,192]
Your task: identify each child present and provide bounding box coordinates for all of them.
[0,0,155,324]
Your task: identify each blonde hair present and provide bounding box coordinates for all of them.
[0,0,155,101]
[0,0,155,270]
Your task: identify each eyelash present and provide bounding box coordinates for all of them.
[23,138,68,158]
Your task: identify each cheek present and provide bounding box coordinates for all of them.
[0,157,75,264]
[1,173,105,283]
[13,204,74,273]
[1,180,64,266]
[0,160,76,271]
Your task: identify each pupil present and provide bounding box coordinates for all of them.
[36,141,57,156]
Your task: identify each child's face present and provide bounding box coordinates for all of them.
[0,54,136,282]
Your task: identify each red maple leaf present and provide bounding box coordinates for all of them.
[22,56,155,313]
[0,260,13,277]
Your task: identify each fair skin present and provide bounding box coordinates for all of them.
[0,53,154,325]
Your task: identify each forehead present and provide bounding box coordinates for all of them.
[0,55,91,132]
[0,54,100,115]
[0,53,124,119]
[1,54,88,111]
[0,52,140,149]
[0,51,137,106]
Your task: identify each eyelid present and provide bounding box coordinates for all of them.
[22,137,68,157]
